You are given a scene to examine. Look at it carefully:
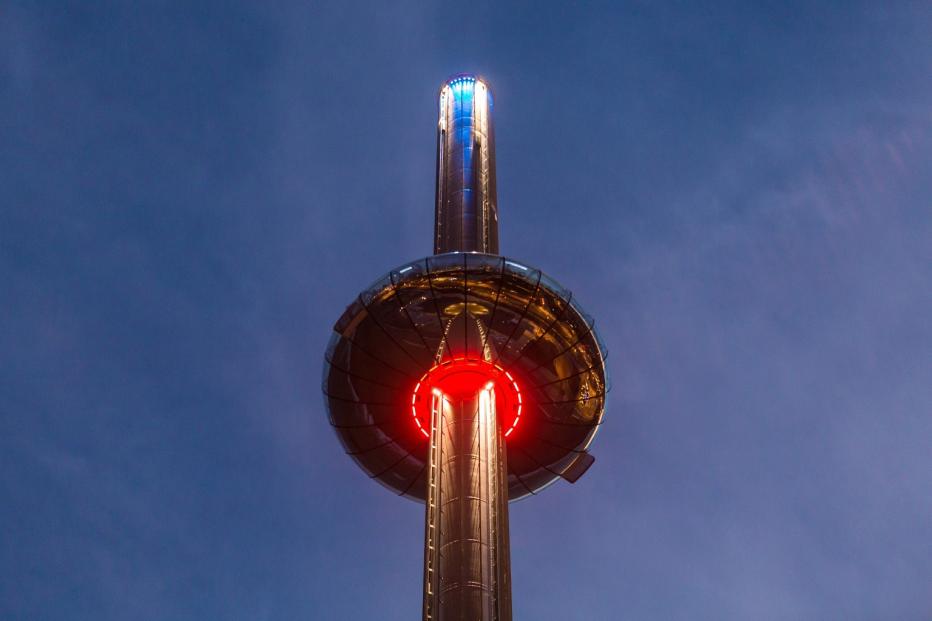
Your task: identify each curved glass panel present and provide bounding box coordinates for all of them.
[359,272,394,307]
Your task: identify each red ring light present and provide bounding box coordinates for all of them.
[410,357,523,439]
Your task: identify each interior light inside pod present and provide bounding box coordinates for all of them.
[410,357,523,439]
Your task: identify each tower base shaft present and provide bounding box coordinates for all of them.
[423,387,512,621]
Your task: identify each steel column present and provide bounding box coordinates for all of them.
[423,384,511,621]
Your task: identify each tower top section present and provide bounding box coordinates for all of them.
[434,74,499,255]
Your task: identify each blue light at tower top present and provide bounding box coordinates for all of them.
[447,75,475,87]
[444,74,492,106]
[449,77,475,98]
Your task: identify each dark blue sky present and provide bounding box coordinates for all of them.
[2,2,930,619]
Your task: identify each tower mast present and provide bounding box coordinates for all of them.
[424,75,511,621]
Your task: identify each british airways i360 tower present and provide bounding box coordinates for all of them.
[323,74,608,620]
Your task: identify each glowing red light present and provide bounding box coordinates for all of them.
[411,357,523,439]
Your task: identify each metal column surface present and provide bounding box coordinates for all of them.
[434,75,499,255]
[423,384,512,621]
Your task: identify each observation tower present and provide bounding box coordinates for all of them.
[323,74,608,620]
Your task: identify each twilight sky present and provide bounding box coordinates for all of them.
[2,2,931,620]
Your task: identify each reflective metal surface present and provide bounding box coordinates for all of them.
[435,75,499,254]
[422,320,511,620]
[323,253,608,501]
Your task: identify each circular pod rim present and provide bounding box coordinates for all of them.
[322,252,609,501]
